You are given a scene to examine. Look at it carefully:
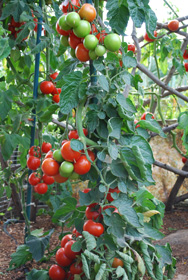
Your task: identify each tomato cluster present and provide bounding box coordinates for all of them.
[40,72,61,103]
[56,1,121,62]
[8,17,26,40]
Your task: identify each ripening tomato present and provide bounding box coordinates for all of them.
[184,62,188,72]
[60,0,80,13]
[45,150,53,159]
[88,150,95,161]
[28,172,41,186]
[85,203,101,220]
[112,258,124,268]
[74,155,91,175]
[104,33,121,52]
[53,94,60,103]
[42,174,54,185]
[78,3,96,22]
[70,262,83,275]
[27,156,41,170]
[53,173,68,183]
[183,50,188,59]
[50,72,59,80]
[42,142,52,153]
[64,240,81,259]
[42,158,59,176]
[28,146,41,158]
[56,248,72,267]
[61,234,73,247]
[49,264,66,280]
[182,157,187,164]
[68,32,83,49]
[141,112,154,120]
[35,183,48,194]
[75,43,90,62]
[107,187,120,202]
[144,31,157,42]
[168,20,179,31]
[72,227,82,237]
[40,81,55,94]
[73,20,91,38]
[128,44,135,53]
[61,141,81,162]
[83,220,104,237]
[56,20,70,36]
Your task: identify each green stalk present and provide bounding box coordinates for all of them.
[42,0,50,78]
[170,131,186,157]
[94,0,99,16]
[163,0,179,18]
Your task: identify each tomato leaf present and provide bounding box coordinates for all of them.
[104,213,125,238]
[82,231,97,251]
[86,110,99,133]
[39,104,59,123]
[81,254,90,279]
[108,143,119,160]
[71,240,82,252]
[140,242,157,279]
[0,38,11,60]
[9,245,32,270]
[70,139,84,151]
[26,269,49,280]
[116,266,128,280]
[110,159,128,179]
[98,75,109,92]
[95,263,106,280]
[52,197,77,223]
[108,117,122,139]
[122,52,137,68]
[84,250,100,264]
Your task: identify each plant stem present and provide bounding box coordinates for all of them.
[170,131,186,157]
[163,0,179,18]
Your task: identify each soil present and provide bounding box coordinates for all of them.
[0,208,188,280]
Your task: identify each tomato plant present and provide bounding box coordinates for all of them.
[59,161,74,177]
[61,234,73,248]
[42,174,54,185]
[112,258,124,268]
[68,32,83,49]
[85,203,101,220]
[106,187,120,202]
[73,20,91,38]
[104,33,121,52]
[60,0,80,13]
[28,146,41,158]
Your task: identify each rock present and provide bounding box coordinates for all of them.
[175,275,188,280]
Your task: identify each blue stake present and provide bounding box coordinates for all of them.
[26,0,43,225]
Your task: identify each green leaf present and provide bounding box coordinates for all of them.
[132,145,147,180]
[86,110,99,133]
[108,117,122,139]
[52,197,77,222]
[9,245,32,270]
[111,159,128,179]
[81,254,90,279]
[26,269,49,280]
[97,150,107,162]
[0,0,29,21]
[58,58,79,77]
[31,38,50,55]
[143,223,164,240]
[71,240,82,252]
[116,266,128,280]
[0,90,12,120]
[122,52,137,68]
[26,229,54,261]
[39,104,59,123]
[95,263,106,280]
[93,58,105,71]
[98,75,109,92]
[127,0,145,28]
[108,5,129,35]
[155,244,173,267]
[82,231,97,251]
[84,250,100,264]
[70,139,84,151]
[0,38,11,60]
[145,8,157,39]
[108,142,119,160]
[15,22,34,43]
[104,213,125,238]
[140,242,156,279]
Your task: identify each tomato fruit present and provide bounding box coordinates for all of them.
[61,234,73,247]
[83,220,104,237]
[61,139,68,146]
[28,172,41,186]
[182,157,187,164]
[88,150,95,161]
[168,20,179,31]
[35,183,48,194]
[78,3,96,22]
[107,187,120,202]
[70,48,76,58]
[42,158,59,176]
[95,45,106,56]
[49,264,66,280]
[68,32,83,49]
[112,258,124,268]
[60,0,80,13]
[128,44,135,53]
[45,150,53,159]
[82,188,91,193]
[70,262,83,275]
[53,173,68,183]
[69,172,80,179]
[42,174,54,185]
[53,149,64,162]
[89,50,98,60]
[72,227,82,237]
[83,34,98,50]
[144,31,157,42]
[68,128,88,139]
[184,62,188,72]
[64,240,81,259]
[42,142,52,153]
[50,72,59,80]
[40,81,54,94]
[28,146,41,158]
[52,94,60,103]
[73,20,91,38]
[74,155,91,175]
[59,161,74,177]
[85,203,101,220]
[56,248,72,267]
[141,112,154,120]
[66,271,74,280]
[56,20,70,36]
[61,141,81,162]
[134,119,140,128]
[183,50,188,59]
[104,33,121,52]
[27,156,41,170]
[59,14,71,31]
[60,35,69,47]
[95,29,107,44]
[66,12,81,28]
[75,43,90,62]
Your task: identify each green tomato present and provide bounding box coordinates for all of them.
[70,48,76,58]
[59,161,74,177]
[53,149,64,162]
[69,172,80,180]
[66,12,81,28]
[47,122,56,132]
[60,35,70,47]
[73,20,91,38]
[83,34,98,50]
[89,50,98,60]
[94,263,100,273]
[95,45,106,56]
[104,33,121,52]
[59,14,71,31]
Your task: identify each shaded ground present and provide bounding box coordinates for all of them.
[0,209,188,279]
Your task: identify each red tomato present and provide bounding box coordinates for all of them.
[45,150,53,159]
[51,87,58,96]
[64,240,81,259]
[42,174,54,185]
[85,203,101,220]
[49,264,66,280]
[42,142,52,153]
[141,112,154,120]
[95,29,107,44]
[134,120,140,128]
[35,183,48,194]
[40,81,55,94]
[28,172,41,186]
[42,158,59,176]
[68,128,88,139]
[66,271,74,280]
[50,72,59,80]
[88,150,95,161]
[182,157,187,164]
[68,32,83,49]
[168,20,179,31]
[61,141,81,162]
[103,205,118,213]
[72,227,82,237]
[60,0,80,13]
[70,262,83,275]
[28,146,41,158]
[83,220,104,237]
[61,139,68,146]
[53,94,60,103]
[74,155,91,175]
[27,156,41,171]
[82,188,91,193]
[75,43,90,62]
[128,44,135,53]
[57,88,61,94]
[56,20,70,36]
[106,187,120,202]
[53,173,68,183]
[61,234,73,247]
[183,50,188,59]
[112,258,124,268]
[56,247,72,267]
[144,31,157,42]
[184,63,188,72]
[78,3,96,22]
